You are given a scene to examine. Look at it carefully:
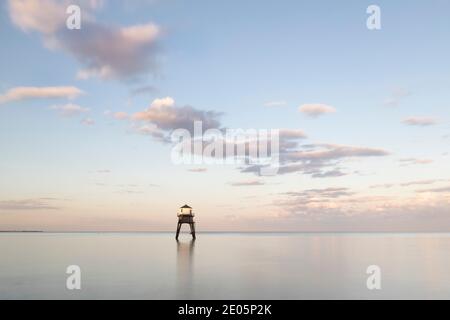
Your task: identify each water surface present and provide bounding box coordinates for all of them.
[1,232,449,299]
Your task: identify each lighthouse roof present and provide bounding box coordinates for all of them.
[180,204,192,209]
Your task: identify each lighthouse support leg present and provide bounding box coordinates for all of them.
[190,222,196,240]
[176,222,182,240]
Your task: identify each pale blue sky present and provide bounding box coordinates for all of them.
[0,0,449,231]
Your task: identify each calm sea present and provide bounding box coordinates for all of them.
[1,232,449,299]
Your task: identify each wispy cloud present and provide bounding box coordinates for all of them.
[81,117,95,126]
[95,170,111,174]
[0,86,83,104]
[400,158,433,166]
[416,186,450,193]
[0,199,61,211]
[370,183,395,189]
[230,179,265,186]
[112,112,129,120]
[402,116,437,126]
[384,87,411,107]
[272,194,450,232]
[311,169,347,178]
[284,144,389,162]
[274,187,450,230]
[242,143,389,177]
[264,100,287,107]
[400,180,442,187]
[370,179,444,188]
[50,103,89,117]
[298,104,336,118]
[131,85,158,97]
[283,187,354,199]
[188,168,208,173]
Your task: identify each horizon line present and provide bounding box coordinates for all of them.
[1,230,450,234]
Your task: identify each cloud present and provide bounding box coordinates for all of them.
[417,186,450,193]
[370,183,395,189]
[400,180,441,187]
[283,187,354,199]
[132,97,223,134]
[95,170,111,174]
[241,163,306,175]
[8,0,67,34]
[188,168,208,173]
[138,96,174,109]
[113,112,129,120]
[85,0,104,9]
[284,144,389,162]
[279,129,307,141]
[116,189,144,195]
[242,143,389,177]
[264,101,287,107]
[275,188,450,228]
[128,97,385,180]
[277,129,308,151]
[400,158,433,166]
[131,85,159,97]
[299,104,336,117]
[230,179,265,186]
[132,123,169,143]
[0,199,61,211]
[0,86,83,104]
[271,195,450,232]
[369,179,445,189]
[8,0,106,39]
[50,103,89,117]
[71,22,161,80]
[370,179,443,189]
[8,0,163,81]
[311,169,347,178]
[402,117,437,126]
[81,117,95,126]
[384,87,411,107]
[170,124,386,178]
[8,0,104,34]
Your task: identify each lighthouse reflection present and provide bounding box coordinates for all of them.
[176,239,195,297]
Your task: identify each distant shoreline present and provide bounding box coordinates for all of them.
[1,231,450,234]
[0,231,43,233]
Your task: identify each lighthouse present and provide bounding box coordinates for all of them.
[176,204,196,240]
